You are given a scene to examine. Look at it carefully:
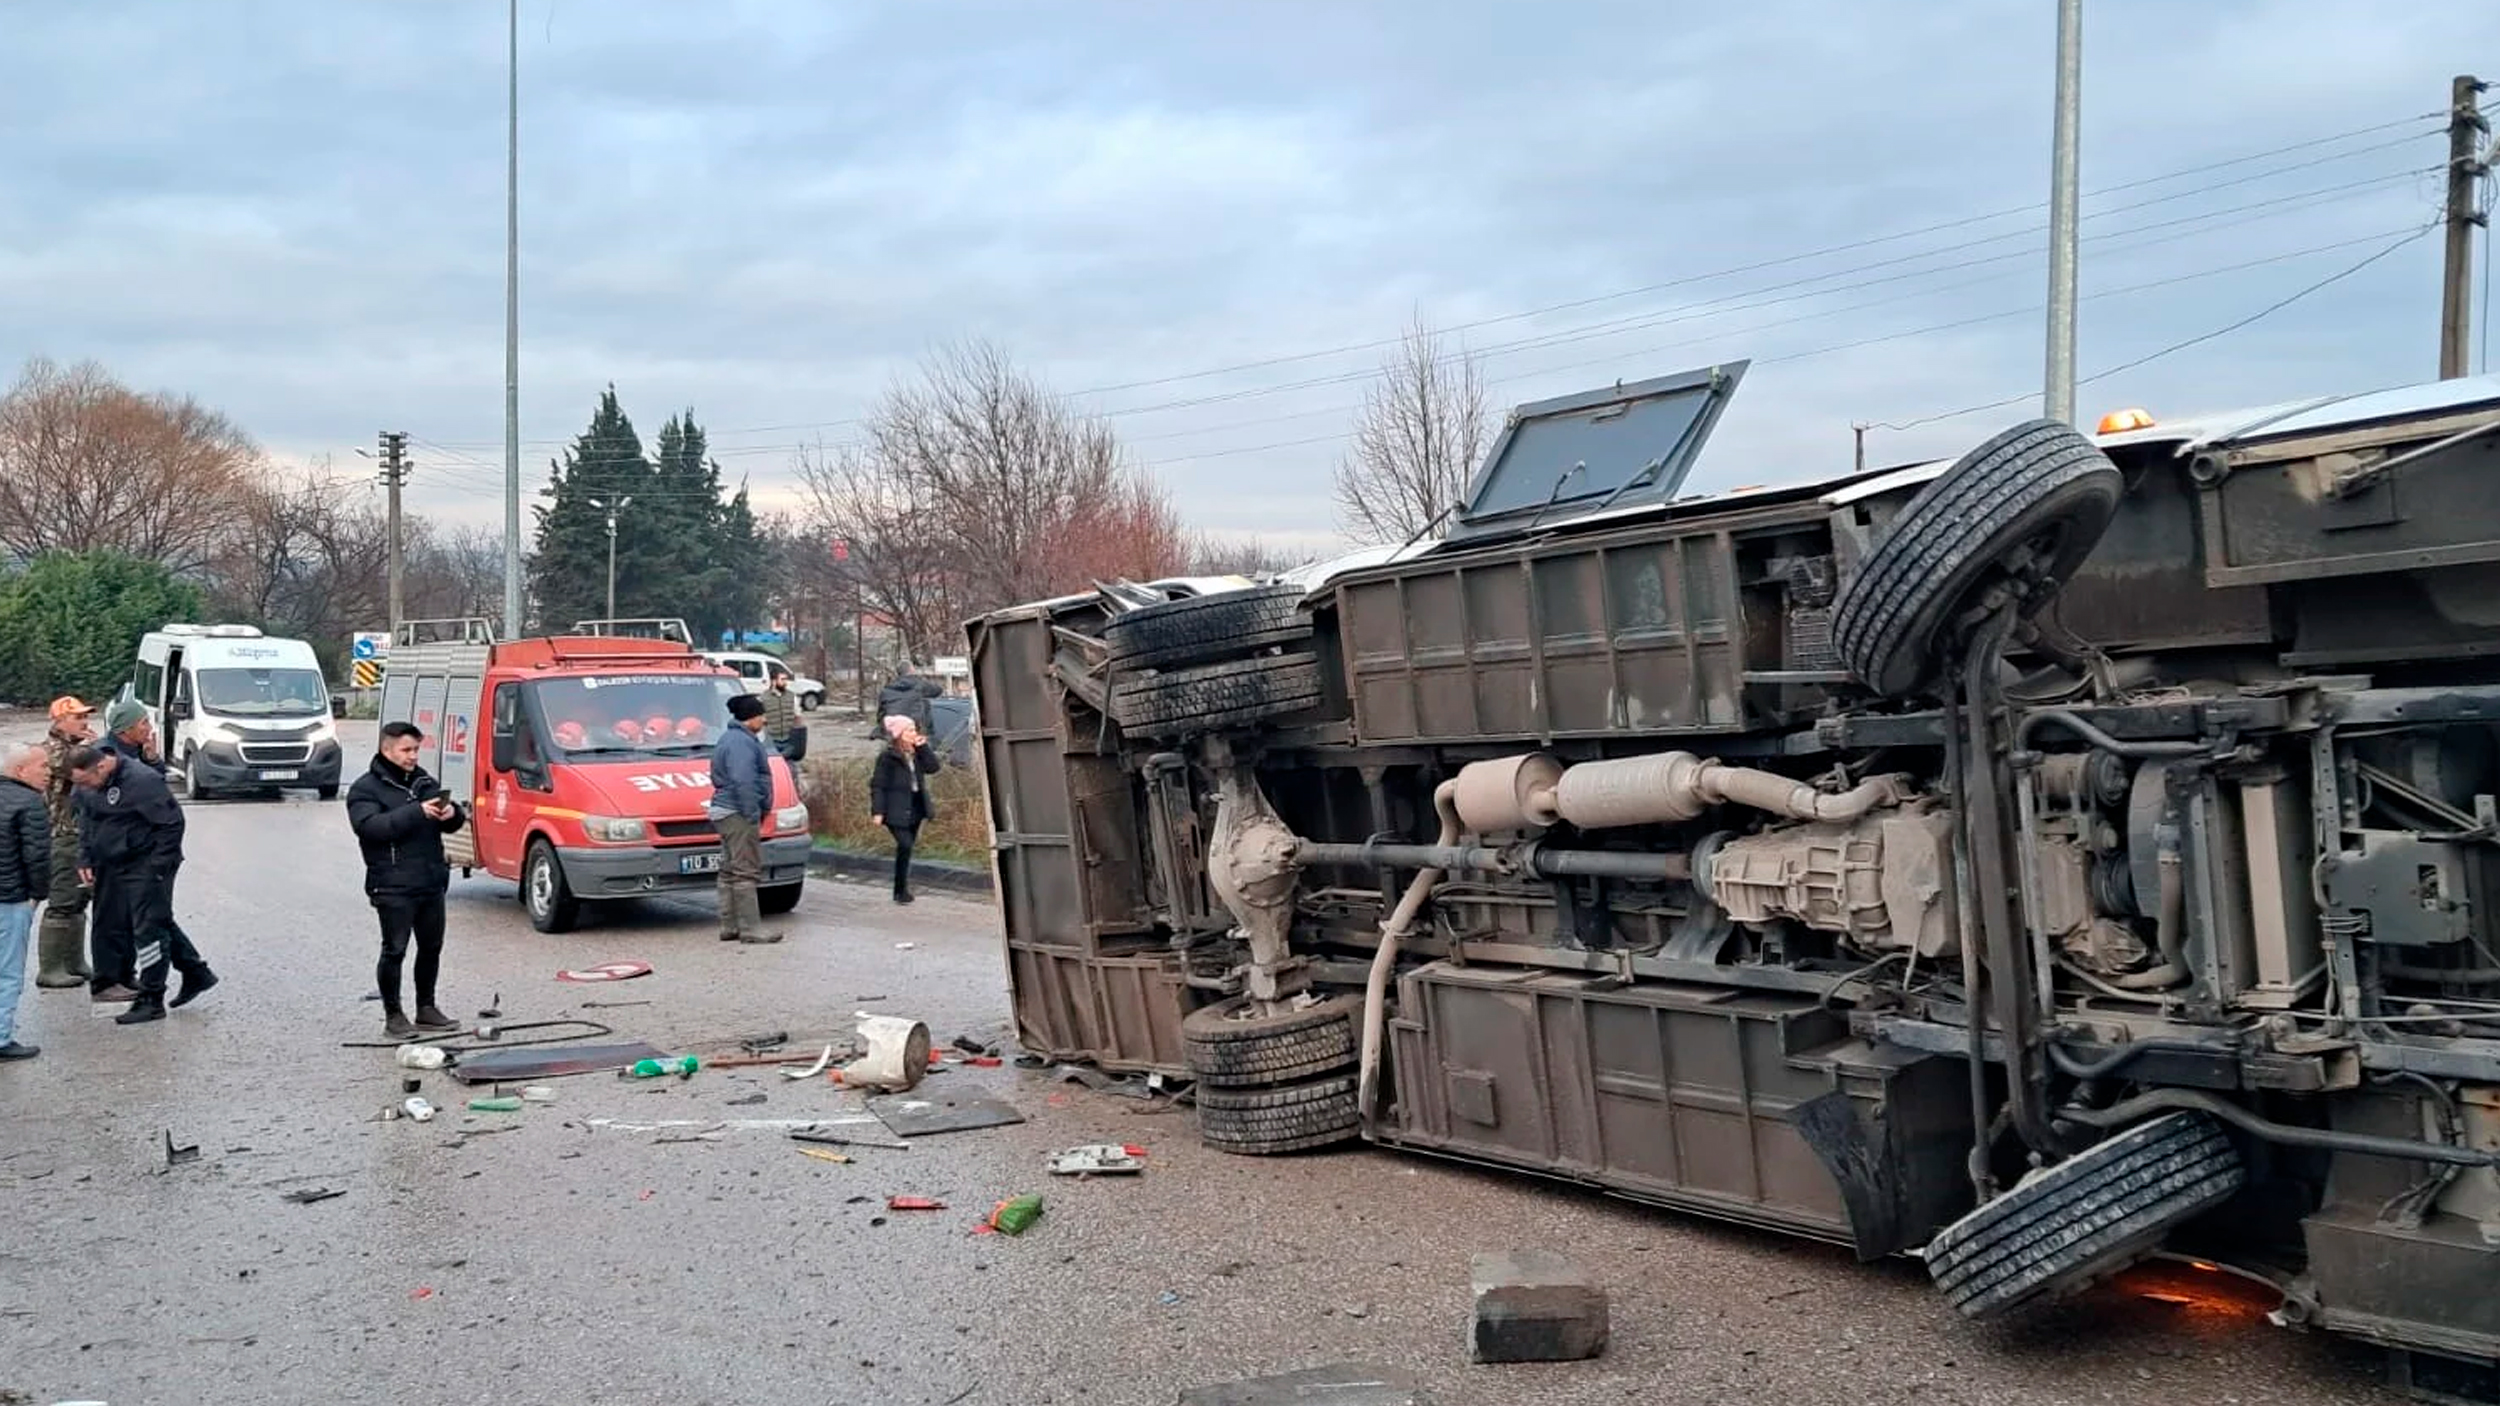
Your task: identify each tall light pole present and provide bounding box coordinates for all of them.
[2043,0,2082,425]
[502,0,524,637]
[605,505,620,620]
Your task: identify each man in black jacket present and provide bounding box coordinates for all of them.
[68,743,216,1026]
[345,721,467,1041]
[0,744,53,1059]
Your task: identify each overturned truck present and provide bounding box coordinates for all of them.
[967,361,2500,1392]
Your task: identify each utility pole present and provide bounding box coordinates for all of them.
[1852,423,1869,474]
[377,430,411,634]
[2042,0,2083,424]
[604,505,620,621]
[2440,74,2489,380]
[502,0,525,636]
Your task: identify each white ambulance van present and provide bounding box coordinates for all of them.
[124,624,347,801]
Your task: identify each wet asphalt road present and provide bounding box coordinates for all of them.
[0,720,2411,1406]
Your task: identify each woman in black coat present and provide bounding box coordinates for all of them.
[869,714,941,903]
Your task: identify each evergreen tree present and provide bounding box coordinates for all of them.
[529,387,653,630]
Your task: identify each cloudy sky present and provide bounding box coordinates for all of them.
[4,1,2495,552]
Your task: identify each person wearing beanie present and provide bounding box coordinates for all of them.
[67,742,216,1025]
[869,713,940,904]
[707,692,780,944]
[34,696,97,991]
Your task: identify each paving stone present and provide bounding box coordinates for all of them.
[1469,1248,1609,1363]
[1176,1362,1434,1405]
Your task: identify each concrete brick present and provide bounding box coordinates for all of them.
[1469,1249,1609,1364]
[1176,1363,1433,1406]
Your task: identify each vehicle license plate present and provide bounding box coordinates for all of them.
[680,852,722,875]
[262,770,300,782]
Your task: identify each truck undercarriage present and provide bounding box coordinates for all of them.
[969,363,2500,1394]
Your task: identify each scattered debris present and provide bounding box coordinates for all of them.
[163,1130,202,1168]
[1048,1143,1148,1176]
[520,1086,558,1104]
[479,993,502,1019]
[782,1045,836,1081]
[466,1096,523,1113]
[951,1034,999,1057]
[887,1195,947,1211]
[577,999,653,1009]
[652,1129,726,1145]
[403,1098,436,1122]
[740,1031,790,1052]
[450,1042,666,1085]
[282,1187,347,1205]
[726,1092,767,1107]
[554,960,653,983]
[401,1076,424,1095]
[622,1055,701,1080]
[867,1094,1024,1138]
[1159,1290,1183,1307]
[1013,1054,1048,1070]
[894,942,916,951]
[797,1148,852,1165]
[985,1193,1044,1235]
[790,1120,910,1152]
[1051,1064,1162,1100]
[396,1045,449,1070]
[841,1015,932,1092]
[1177,1363,1433,1406]
[1469,1249,1609,1364]
[411,1286,435,1301]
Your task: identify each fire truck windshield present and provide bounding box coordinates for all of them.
[530,673,744,758]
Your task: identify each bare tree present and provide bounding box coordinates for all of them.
[1331,314,1490,545]
[0,357,263,571]
[1186,530,1314,578]
[793,439,960,666]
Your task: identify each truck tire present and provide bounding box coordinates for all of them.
[1196,1071,1361,1155]
[1830,418,2122,698]
[1182,994,1360,1088]
[759,881,804,915]
[522,838,582,934]
[1104,584,1312,672]
[1110,655,1323,739]
[1924,1110,2244,1320]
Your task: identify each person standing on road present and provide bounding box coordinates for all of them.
[68,743,217,1025]
[35,697,98,992]
[869,714,940,905]
[761,667,802,760]
[709,693,781,945]
[80,698,169,999]
[0,745,55,1060]
[346,721,468,1042]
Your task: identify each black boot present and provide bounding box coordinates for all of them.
[384,1010,419,1041]
[116,995,167,1025]
[170,967,219,1009]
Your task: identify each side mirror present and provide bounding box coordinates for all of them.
[170,697,194,722]
[490,732,517,774]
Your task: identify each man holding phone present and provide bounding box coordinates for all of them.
[345,721,467,1041]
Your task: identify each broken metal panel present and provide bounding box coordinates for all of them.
[1382,961,1968,1257]
[1003,942,1191,1077]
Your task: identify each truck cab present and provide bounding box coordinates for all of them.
[385,619,811,932]
[127,624,346,801]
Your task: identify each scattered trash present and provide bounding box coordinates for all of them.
[1048,1143,1148,1176]
[782,1044,836,1081]
[790,1120,910,1152]
[411,1286,435,1301]
[1013,1054,1048,1070]
[401,1076,424,1095]
[840,1015,931,1092]
[555,960,653,983]
[726,1092,767,1107]
[867,1094,1025,1138]
[951,1035,998,1057]
[451,1042,665,1084]
[1159,1290,1183,1307]
[479,993,503,1019]
[894,942,916,951]
[986,1193,1044,1235]
[740,1031,790,1053]
[473,1023,499,1041]
[403,1097,436,1123]
[887,1195,947,1211]
[1052,1064,1160,1100]
[623,1055,701,1080]
[798,1148,852,1165]
[520,1086,558,1104]
[869,1215,888,1227]
[163,1130,201,1168]
[577,999,653,1009]
[652,1130,726,1145]
[396,1045,449,1070]
[637,1189,655,1201]
[282,1187,347,1205]
[466,1096,523,1113]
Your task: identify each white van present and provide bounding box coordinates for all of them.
[702,650,826,711]
[124,624,347,801]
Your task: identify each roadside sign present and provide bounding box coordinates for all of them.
[933,655,971,678]
[350,631,390,689]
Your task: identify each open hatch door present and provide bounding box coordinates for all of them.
[1443,360,1747,548]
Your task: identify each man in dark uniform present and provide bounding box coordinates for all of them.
[68,742,217,1025]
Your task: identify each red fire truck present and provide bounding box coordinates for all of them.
[380,618,810,931]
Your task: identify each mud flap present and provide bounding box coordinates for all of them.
[1792,1089,1912,1261]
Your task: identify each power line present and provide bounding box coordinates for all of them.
[414,113,2448,453]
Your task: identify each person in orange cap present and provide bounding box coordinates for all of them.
[34,698,98,991]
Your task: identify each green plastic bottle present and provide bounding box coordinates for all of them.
[626,1055,700,1079]
[467,1096,523,1113]
[988,1193,1043,1235]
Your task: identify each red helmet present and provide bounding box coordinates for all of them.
[553,720,589,750]
[644,714,671,740]
[611,719,643,744]
[674,716,707,740]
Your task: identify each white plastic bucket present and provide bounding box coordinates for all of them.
[841,1014,931,1091]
